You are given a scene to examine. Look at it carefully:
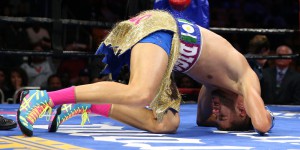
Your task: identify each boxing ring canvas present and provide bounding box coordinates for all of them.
[1,104,300,149]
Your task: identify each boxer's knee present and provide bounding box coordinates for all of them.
[149,110,180,134]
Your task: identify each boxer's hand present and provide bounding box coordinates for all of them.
[255,106,275,135]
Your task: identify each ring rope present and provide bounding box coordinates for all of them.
[0,16,299,59]
[209,27,297,34]
[245,54,299,59]
[0,16,114,28]
[0,49,101,58]
[0,16,299,33]
[0,49,298,59]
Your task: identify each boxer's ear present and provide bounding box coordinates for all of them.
[237,99,247,117]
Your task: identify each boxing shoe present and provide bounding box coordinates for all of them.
[17,90,53,137]
[48,103,91,132]
[0,116,17,130]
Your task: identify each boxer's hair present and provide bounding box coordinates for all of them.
[217,116,253,131]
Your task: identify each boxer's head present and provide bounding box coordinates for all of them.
[211,89,252,131]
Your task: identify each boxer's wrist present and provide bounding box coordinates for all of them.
[255,106,275,135]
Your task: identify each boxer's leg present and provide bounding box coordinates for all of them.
[110,104,180,133]
[18,43,169,136]
[74,43,168,106]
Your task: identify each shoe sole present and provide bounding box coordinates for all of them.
[17,91,33,137]
[48,105,62,132]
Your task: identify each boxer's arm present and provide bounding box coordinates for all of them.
[245,90,274,134]
[242,68,274,134]
[196,86,216,127]
[255,106,275,135]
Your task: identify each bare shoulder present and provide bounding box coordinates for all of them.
[199,26,229,45]
[187,26,249,91]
